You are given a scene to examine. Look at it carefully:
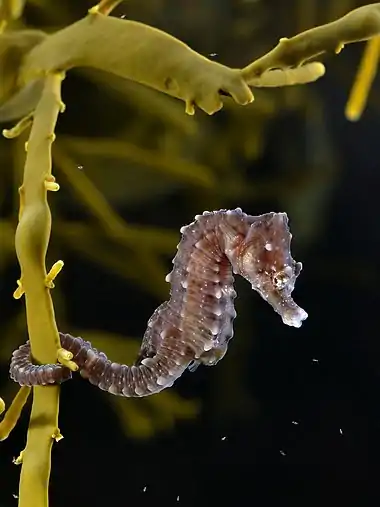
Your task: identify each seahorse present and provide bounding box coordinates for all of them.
[9,208,307,396]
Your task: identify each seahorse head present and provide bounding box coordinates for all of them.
[235,212,308,328]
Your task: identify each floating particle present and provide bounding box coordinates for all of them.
[12,494,18,499]
[177,496,180,502]
[339,428,343,435]
[264,243,273,251]
[291,420,299,425]
[312,358,319,363]
[77,165,83,170]
[142,486,147,493]
[221,436,227,441]
[120,14,126,19]
[209,53,218,57]
[279,450,286,456]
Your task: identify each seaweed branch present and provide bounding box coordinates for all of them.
[89,0,124,16]
[20,14,255,116]
[242,3,380,79]
[0,387,31,441]
[345,36,380,121]
[11,71,72,507]
[17,14,325,117]
[3,4,380,122]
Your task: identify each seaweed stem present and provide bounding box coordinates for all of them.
[13,71,65,507]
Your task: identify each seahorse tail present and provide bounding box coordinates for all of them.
[9,333,188,397]
[9,339,72,386]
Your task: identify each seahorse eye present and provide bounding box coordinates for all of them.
[272,268,291,290]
